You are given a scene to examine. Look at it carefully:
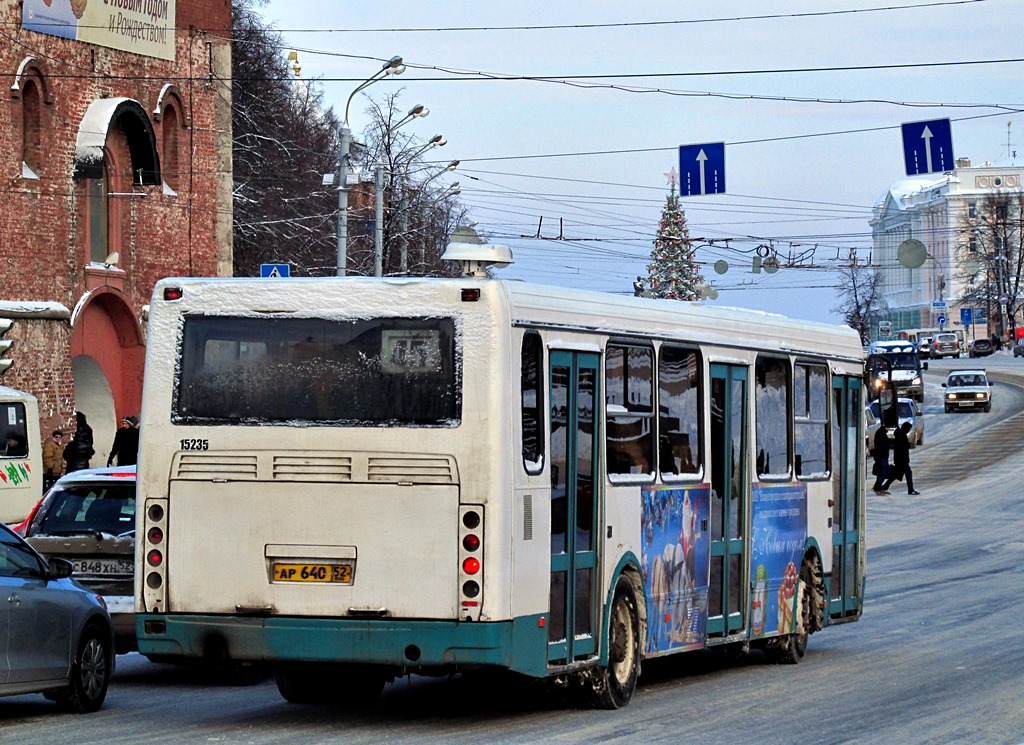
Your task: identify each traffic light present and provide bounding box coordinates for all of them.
[0,319,13,376]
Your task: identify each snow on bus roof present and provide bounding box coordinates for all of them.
[150,275,863,359]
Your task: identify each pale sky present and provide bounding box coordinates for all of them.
[261,0,1020,323]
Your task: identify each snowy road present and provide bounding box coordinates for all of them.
[4,354,1024,743]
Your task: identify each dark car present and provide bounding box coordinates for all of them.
[1013,339,1024,358]
[0,521,114,711]
[968,338,994,358]
[21,466,137,653]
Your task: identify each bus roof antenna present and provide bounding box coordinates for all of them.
[442,226,512,278]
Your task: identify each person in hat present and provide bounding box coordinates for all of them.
[107,415,140,467]
[42,429,65,489]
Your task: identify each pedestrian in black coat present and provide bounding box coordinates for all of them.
[883,421,920,495]
[871,421,891,494]
[107,415,139,466]
[62,411,95,473]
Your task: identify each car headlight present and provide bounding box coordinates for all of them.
[976,392,986,399]
[912,376,921,386]
[946,393,956,400]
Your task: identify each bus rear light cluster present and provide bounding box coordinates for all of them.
[142,498,168,611]
[459,506,483,620]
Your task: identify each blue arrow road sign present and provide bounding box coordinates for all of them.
[937,314,946,326]
[901,118,954,176]
[260,263,290,278]
[679,142,725,196]
[961,307,972,325]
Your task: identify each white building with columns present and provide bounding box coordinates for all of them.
[870,157,1023,342]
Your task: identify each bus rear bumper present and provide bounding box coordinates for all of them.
[137,613,548,677]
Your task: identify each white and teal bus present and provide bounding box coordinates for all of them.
[135,246,865,708]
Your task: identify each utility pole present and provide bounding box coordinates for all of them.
[374,162,385,277]
[399,188,410,274]
[336,124,351,277]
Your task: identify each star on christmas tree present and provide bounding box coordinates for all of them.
[642,171,706,301]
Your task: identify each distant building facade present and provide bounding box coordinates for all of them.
[0,0,232,463]
[870,158,1024,343]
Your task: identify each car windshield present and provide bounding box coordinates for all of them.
[869,401,914,420]
[33,483,135,537]
[949,374,985,387]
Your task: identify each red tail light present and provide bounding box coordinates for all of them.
[462,557,480,575]
[147,549,163,567]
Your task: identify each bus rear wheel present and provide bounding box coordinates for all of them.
[275,663,385,706]
[767,559,820,665]
[590,575,641,709]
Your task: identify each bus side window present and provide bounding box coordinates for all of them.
[755,356,792,479]
[658,345,702,478]
[521,332,544,474]
[606,343,654,478]
[794,362,829,479]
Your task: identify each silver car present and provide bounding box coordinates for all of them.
[0,521,114,712]
[868,397,925,448]
[21,466,137,653]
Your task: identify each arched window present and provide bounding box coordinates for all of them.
[21,79,42,178]
[87,161,110,263]
[88,145,127,264]
[161,104,180,192]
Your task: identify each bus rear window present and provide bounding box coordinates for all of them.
[174,316,460,426]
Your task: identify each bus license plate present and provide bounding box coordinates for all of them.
[272,562,354,584]
[73,558,133,575]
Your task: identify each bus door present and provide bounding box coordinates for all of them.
[707,364,747,637]
[830,375,863,618]
[547,350,600,665]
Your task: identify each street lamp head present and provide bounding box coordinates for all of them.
[383,55,405,73]
[430,135,447,146]
[446,160,459,171]
[408,104,429,118]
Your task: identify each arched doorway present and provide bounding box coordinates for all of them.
[71,355,116,468]
[69,289,145,468]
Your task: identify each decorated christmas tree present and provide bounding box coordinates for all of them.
[644,168,706,300]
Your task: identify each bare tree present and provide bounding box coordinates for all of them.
[231,0,341,277]
[954,190,1024,340]
[346,94,468,277]
[833,261,883,344]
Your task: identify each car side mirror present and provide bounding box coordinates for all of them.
[922,362,928,370]
[941,383,947,387]
[48,557,74,580]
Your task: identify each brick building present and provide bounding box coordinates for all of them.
[0,0,232,465]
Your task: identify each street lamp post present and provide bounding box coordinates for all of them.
[336,55,405,277]
[373,106,430,276]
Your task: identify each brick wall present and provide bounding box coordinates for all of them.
[0,0,232,448]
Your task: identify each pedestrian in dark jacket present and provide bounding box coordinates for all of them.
[882,421,920,495]
[871,420,891,495]
[107,415,139,466]
[62,411,94,473]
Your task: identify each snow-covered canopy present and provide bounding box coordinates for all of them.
[74,97,160,185]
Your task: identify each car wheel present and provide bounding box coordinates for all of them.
[984,404,992,413]
[589,574,641,709]
[56,622,112,713]
[945,406,953,413]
